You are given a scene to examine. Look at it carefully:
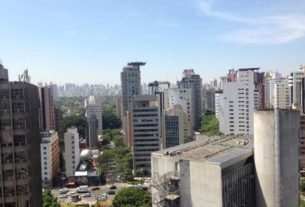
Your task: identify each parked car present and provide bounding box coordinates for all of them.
[107,190,116,195]
[58,188,68,194]
[97,193,107,201]
[76,185,89,193]
[91,187,100,191]
[109,185,117,190]
[81,192,91,197]
[58,194,68,199]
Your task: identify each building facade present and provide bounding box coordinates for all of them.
[216,68,260,135]
[85,96,103,134]
[177,69,202,131]
[128,95,161,176]
[39,85,55,131]
[0,64,42,207]
[64,127,80,177]
[40,131,60,187]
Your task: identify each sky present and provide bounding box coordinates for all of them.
[1,0,305,85]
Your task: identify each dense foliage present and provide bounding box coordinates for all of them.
[102,107,122,129]
[201,111,223,136]
[97,129,133,182]
[63,112,88,137]
[112,187,151,207]
[43,189,60,207]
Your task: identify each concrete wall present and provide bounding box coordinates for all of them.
[254,109,299,207]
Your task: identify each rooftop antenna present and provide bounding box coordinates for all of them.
[18,69,31,83]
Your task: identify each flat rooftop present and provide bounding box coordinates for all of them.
[153,135,253,163]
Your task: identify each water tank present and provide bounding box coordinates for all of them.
[80,149,92,160]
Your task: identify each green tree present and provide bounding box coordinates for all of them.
[112,187,151,207]
[201,112,223,136]
[102,107,121,129]
[43,189,60,207]
[301,179,305,192]
[63,113,87,137]
[301,200,305,207]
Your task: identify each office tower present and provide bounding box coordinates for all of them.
[254,110,299,207]
[85,96,103,134]
[177,69,202,131]
[40,131,60,187]
[202,87,216,112]
[163,105,188,148]
[88,115,98,149]
[0,64,42,206]
[39,85,55,131]
[164,88,194,137]
[288,67,305,109]
[148,81,170,96]
[151,135,254,207]
[54,107,64,140]
[116,96,123,120]
[274,79,291,109]
[120,62,144,116]
[216,68,260,135]
[64,127,80,177]
[263,71,283,108]
[128,95,161,176]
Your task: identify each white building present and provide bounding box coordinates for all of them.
[85,96,103,134]
[40,131,60,187]
[288,68,305,108]
[164,88,194,136]
[264,71,282,108]
[274,79,291,109]
[64,127,80,177]
[216,68,259,135]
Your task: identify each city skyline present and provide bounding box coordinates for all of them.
[1,0,305,85]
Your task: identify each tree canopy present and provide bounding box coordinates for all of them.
[43,189,60,207]
[102,107,121,129]
[112,187,151,207]
[63,112,87,137]
[201,112,223,136]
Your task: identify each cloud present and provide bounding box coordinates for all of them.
[198,0,305,44]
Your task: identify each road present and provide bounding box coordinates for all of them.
[51,182,132,205]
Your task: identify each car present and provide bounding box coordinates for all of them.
[107,190,116,195]
[81,192,91,197]
[109,185,117,190]
[58,194,68,199]
[76,185,89,193]
[97,193,107,201]
[91,187,100,191]
[58,188,69,194]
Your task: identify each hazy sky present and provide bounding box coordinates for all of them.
[1,0,305,85]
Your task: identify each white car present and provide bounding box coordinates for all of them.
[81,193,91,197]
[58,188,68,194]
[97,193,107,201]
[58,194,68,199]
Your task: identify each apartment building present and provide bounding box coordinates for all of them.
[64,127,80,177]
[38,85,55,130]
[40,131,60,187]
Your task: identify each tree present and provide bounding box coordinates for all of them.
[63,113,87,137]
[102,107,121,129]
[201,112,222,136]
[112,187,151,207]
[43,189,60,207]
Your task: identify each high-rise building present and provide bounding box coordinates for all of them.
[88,115,98,149]
[148,81,170,96]
[64,127,80,177]
[0,64,42,207]
[85,96,103,134]
[120,62,145,116]
[288,68,305,109]
[274,79,291,109]
[39,85,55,131]
[164,88,193,137]
[40,131,60,187]
[116,96,123,120]
[177,69,202,131]
[127,95,161,176]
[163,105,188,148]
[254,110,299,207]
[216,68,260,135]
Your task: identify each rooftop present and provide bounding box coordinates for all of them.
[153,135,253,163]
